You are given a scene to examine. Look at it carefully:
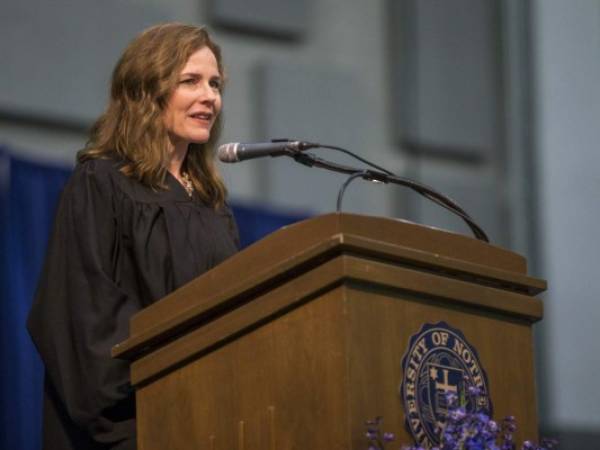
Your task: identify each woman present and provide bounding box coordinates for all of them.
[27,23,239,450]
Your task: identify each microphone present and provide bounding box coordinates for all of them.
[217,140,317,163]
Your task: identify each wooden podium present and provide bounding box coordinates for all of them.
[113,213,545,450]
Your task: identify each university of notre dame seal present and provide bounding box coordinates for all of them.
[399,322,492,448]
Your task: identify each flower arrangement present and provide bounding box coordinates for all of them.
[365,388,557,450]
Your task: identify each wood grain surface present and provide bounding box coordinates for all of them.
[111,213,546,450]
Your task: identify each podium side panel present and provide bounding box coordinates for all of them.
[136,286,351,450]
[344,284,538,447]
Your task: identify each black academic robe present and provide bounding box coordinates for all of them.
[27,157,239,450]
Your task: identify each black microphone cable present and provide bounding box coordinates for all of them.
[285,142,489,242]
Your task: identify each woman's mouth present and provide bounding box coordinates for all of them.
[189,112,213,123]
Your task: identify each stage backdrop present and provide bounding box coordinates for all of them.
[0,146,307,450]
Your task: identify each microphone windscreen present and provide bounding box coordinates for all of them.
[217,143,238,163]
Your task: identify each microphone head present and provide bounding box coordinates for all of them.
[217,143,239,163]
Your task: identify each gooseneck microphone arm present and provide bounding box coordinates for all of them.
[218,139,489,242]
[290,151,489,242]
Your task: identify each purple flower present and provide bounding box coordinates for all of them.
[446,392,459,406]
[449,407,467,422]
[468,385,482,397]
[382,432,395,442]
[365,407,557,449]
[365,430,377,440]
[476,413,490,424]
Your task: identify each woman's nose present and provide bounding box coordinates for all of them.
[199,83,218,103]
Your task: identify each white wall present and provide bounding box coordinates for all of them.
[533,0,600,430]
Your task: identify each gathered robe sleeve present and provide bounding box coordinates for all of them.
[27,160,137,449]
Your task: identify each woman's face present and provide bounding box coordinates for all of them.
[163,46,222,149]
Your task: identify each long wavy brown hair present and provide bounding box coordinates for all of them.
[78,23,227,207]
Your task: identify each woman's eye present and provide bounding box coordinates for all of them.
[210,79,222,90]
[181,78,196,85]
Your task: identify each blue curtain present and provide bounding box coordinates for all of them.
[0,147,307,450]
[0,148,72,450]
